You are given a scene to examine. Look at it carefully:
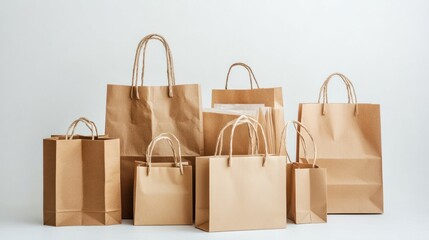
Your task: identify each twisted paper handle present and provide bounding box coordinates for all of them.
[215,115,269,167]
[65,117,99,140]
[145,133,184,176]
[279,120,317,168]
[131,34,175,99]
[225,62,260,89]
[317,73,359,116]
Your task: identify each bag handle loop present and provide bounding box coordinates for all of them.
[65,117,99,140]
[279,120,317,168]
[215,115,269,167]
[224,62,260,90]
[214,117,260,156]
[145,133,183,176]
[131,34,175,100]
[317,73,359,116]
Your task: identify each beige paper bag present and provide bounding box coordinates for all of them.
[134,133,193,225]
[195,115,286,232]
[105,34,203,157]
[43,118,121,226]
[298,73,383,213]
[281,120,327,224]
[205,63,285,155]
[212,63,284,108]
[120,155,195,219]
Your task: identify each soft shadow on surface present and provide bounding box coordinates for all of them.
[0,205,43,226]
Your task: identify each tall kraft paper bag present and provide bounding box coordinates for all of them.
[206,62,284,155]
[105,33,204,157]
[134,133,193,225]
[281,120,327,224]
[43,118,121,226]
[195,115,286,232]
[298,73,383,213]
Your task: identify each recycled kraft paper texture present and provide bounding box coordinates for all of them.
[298,73,383,213]
[134,133,193,225]
[195,115,286,232]
[206,62,284,155]
[281,120,327,224]
[105,34,204,157]
[43,118,121,226]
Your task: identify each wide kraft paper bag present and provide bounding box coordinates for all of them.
[105,34,203,157]
[133,134,193,225]
[195,115,286,232]
[282,120,327,224]
[43,118,121,226]
[298,73,383,213]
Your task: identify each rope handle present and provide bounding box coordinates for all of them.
[145,133,184,176]
[214,117,260,156]
[65,117,99,140]
[224,62,260,90]
[215,115,269,167]
[279,120,318,168]
[317,73,359,116]
[130,34,175,100]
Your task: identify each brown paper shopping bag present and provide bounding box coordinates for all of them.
[43,118,121,226]
[212,63,283,108]
[281,120,327,224]
[120,155,195,219]
[205,63,285,155]
[105,34,203,157]
[134,133,193,225]
[298,73,383,213]
[195,115,286,232]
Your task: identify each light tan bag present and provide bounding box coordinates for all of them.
[195,115,286,232]
[120,155,195,219]
[212,63,283,108]
[205,63,285,155]
[298,73,383,213]
[134,133,193,225]
[105,34,204,157]
[43,118,121,226]
[281,120,327,224]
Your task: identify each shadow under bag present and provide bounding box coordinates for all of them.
[298,73,383,213]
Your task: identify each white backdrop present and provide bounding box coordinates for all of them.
[1,0,428,239]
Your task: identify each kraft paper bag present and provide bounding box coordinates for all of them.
[206,63,285,155]
[195,115,286,232]
[298,73,383,213]
[212,63,283,108]
[120,155,195,219]
[281,120,327,224]
[43,118,121,226]
[134,133,193,225]
[105,34,203,157]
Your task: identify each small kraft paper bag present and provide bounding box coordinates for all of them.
[43,117,121,226]
[281,120,327,224]
[120,155,195,219]
[195,115,286,232]
[105,33,204,157]
[298,73,383,213]
[134,133,193,225]
[204,62,284,155]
